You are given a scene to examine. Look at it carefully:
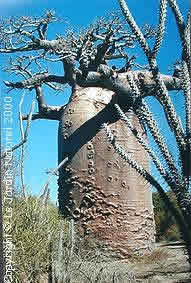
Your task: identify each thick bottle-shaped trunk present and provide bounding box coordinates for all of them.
[58,87,155,258]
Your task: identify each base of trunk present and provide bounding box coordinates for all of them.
[61,213,155,260]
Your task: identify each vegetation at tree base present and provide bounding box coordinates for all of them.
[2,191,181,283]
[3,195,60,282]
[153,191,181,242]
[0,152,187,282]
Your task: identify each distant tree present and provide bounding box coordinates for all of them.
[0,0,190,262]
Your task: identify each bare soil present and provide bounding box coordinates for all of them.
[127,241,191,282]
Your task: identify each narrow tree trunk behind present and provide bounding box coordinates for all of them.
[58,87,155,258]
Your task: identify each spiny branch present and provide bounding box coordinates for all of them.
[103,122,191,250]
[135,102,181,180]
[118,0,151,57]
[114,103,172,182]
[152,0,167,57]
[114,104,191,217]
[117,0,188,149]
[167,0,190,68]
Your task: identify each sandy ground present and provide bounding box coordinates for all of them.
[128,242,191,282]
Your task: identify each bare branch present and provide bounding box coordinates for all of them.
[19,93,25,140]
[4,73,68,89]
[40,157,69,200]
[0,45,40,53]
[35,86,47,111]
[25,101,35,137]
[44,82,66,92]
[22,104,66,121]
[0,11,58,53]
[78,70,183,93]
[19,92,26,197]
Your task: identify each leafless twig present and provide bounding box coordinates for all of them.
[19,92,26,198]
[1,97,35,160]
[40,157,69,204]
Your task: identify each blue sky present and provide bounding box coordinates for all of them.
[0,1,189,202]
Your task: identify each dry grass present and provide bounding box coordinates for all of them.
[126,247,170,264]
[8,197,171,283]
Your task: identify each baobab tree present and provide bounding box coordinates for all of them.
[0,0,190,261]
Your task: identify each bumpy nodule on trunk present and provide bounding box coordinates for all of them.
[58,87,155,258]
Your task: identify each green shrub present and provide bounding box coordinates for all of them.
[153,191,181,242]
[4,195,60,282]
